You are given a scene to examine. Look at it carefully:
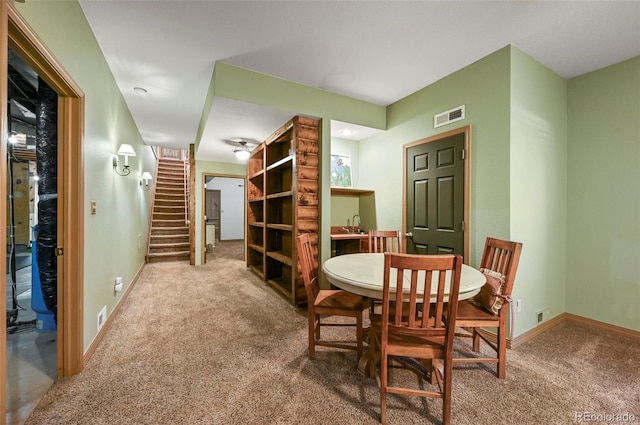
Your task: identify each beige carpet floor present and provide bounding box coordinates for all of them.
[25,241,640,424]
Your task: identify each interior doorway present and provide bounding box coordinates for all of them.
[5,46,59,423]
[205,189,221,244]
[201,174,245,264]
[403,126,471,261]
[3,3,86,421]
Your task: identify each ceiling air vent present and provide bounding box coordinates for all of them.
[434,105,465,128]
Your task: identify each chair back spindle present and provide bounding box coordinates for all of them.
[297,233,319,302]
[368,230,403,254]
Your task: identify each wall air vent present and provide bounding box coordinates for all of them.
[434,105,465,128]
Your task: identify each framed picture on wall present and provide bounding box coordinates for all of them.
[330,154,352,188]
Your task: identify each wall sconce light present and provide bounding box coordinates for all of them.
[140,171,153,191]
[113,144,136,176]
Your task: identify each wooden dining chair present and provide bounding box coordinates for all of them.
[367,230,404,316]
[295,233,366,360]
[368,230,403,253]
[372,252,463,425]
[451,237,523,379]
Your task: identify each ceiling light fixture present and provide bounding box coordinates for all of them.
[234,141,251,161]
[338,128,356,136]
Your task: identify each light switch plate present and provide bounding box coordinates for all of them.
[91,200,97,215]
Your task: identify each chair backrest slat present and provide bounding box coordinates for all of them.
[480,237,523,297]
[382,253,463,342]
[368,230,403,253]
[296,234,319,302]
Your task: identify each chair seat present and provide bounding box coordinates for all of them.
[455,299,499,322]
[315,290,365,310]
[374,328,446,355]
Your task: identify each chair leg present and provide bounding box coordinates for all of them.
[472,328,481,352]
[315,317,321,340]
[356,313,363,359]
[364,327,377,378]
[308,314,316,360]
[425,359,436,385]
[497,322,507,379]
[442,359,452,425]
[380,351,388,425]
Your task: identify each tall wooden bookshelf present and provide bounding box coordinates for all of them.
[246,115,320,305]
[246,143,265,278]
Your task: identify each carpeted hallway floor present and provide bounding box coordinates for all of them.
[24,241,640,424]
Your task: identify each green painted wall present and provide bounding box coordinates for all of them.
[567,56,640,331]
[362,46,512,267]
[15,1,156,351]
[510,47,568,335]
[359,46,570,337]
[331,197,359,228]
[213,62,386,130]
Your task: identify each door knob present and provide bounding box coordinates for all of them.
[405,232,413,238]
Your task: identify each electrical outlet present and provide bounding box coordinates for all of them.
[115,276,123,292]
[536,307,549,324]
[97,306,107,332]
[515,299,522,313]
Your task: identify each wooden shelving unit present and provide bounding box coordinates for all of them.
[246,144,266,279]
[246,116,320,305]
[330,187,374,196]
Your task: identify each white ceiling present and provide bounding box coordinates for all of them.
[78,1,640,164]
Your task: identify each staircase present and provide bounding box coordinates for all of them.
[146,157,190,263]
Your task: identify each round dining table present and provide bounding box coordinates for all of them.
[322,252,486,377]
[322,252,486,301]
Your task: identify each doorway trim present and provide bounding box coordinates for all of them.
[1,3,85,417]
[402,125,471,261]
[201,173,246,264]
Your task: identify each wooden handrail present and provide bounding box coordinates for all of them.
[144,155,159,263]
[183,158,189,225]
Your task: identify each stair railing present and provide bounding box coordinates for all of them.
[183,156,190,226]
[144,155,160,263]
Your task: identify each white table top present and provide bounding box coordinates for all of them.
[322,253,486,301]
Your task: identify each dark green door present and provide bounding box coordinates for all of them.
[406,133,465,256]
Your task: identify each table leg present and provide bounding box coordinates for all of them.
[357,325,378,378]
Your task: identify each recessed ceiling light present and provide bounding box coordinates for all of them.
[338,128,356,136]
[133,87,148,95]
